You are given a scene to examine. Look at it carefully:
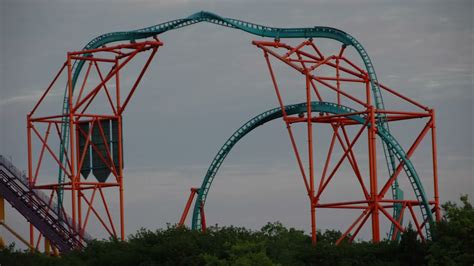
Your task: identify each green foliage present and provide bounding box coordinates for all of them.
[398,224,427,265]
[427,195,474,265]
[1,196,473,265]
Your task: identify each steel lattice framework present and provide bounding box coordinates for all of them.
[23,11,440,251]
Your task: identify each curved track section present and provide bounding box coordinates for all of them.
[56,11,431,236]
[191,102,432,238]
[70,11,384,107]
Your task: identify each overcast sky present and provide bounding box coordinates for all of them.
[1,0,473,246]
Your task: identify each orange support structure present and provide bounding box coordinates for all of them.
[253,39,440,245]
[27,40,162,249]
[179,188,200,226]
[23,27,439,249]
[178,187,207,232]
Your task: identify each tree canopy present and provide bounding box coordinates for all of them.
[0,196,472,265]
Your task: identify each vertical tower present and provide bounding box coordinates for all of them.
[253,39,440,244]
[27,40,162,250]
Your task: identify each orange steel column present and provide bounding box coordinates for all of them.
[118,116,125,240]
[368,106,380,242]
[179,188,199,226]
[115,58,125,241]
[66,53,77,233]
[306,73,317,245]
[27,113,35,251]
[76,127,82,237]
[200,204,207,233]
[430,109,441,222]
[115,56,125,241]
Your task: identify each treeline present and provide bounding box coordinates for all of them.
[0,196,472,265]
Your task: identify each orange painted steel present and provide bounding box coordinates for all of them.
[252,39,440,245]
[179,188,207,231]
[25,34,440,250]
[27,40,162,250]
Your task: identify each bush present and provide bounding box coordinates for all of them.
[1,196,473,265]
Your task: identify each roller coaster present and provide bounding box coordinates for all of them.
[0,11,440,253]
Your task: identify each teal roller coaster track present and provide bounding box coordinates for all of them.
[55,11,434,241]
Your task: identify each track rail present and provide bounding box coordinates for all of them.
[53,11,432,239]
[0,156,86,252]
[191,102,432,239]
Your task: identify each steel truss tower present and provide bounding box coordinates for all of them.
[27,40,162,249]
[252,39,440,244]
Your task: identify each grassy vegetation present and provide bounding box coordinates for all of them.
[0,196,472,265]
